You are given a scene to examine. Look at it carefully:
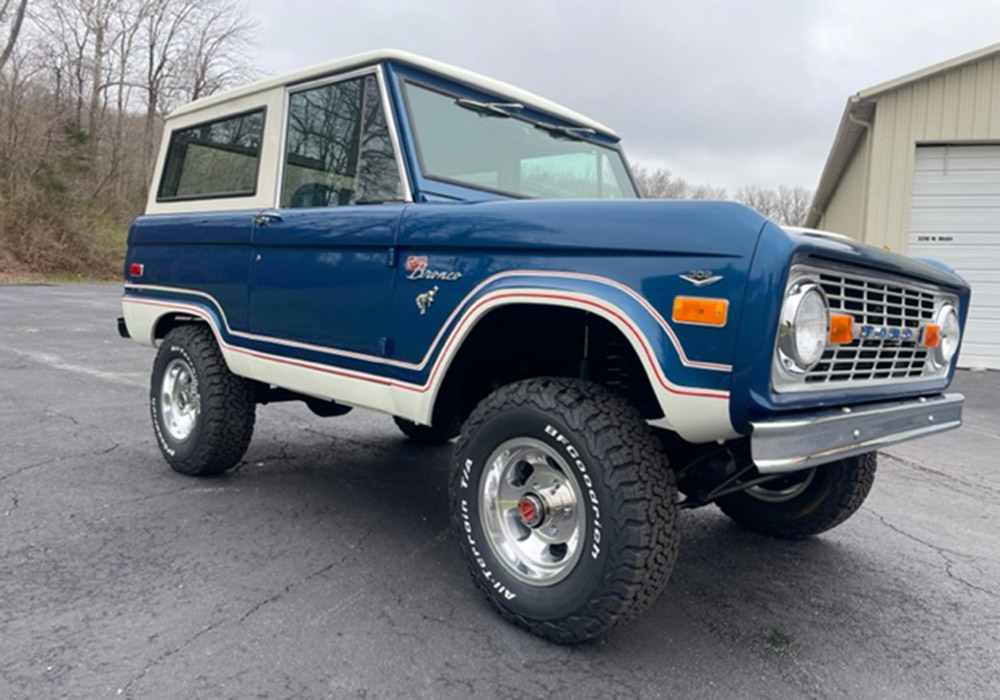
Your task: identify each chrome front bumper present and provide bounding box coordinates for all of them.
[751,393,964,473]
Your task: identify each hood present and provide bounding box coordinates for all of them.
[399,199,769,260]
[780,226,968,291]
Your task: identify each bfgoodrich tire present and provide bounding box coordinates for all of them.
[451,377,679,643]
[716,452,877,538]
[150,324,255,476]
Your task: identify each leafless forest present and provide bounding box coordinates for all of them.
[0,1,810,280]
[0,0,257,278]
[631,166,813,227]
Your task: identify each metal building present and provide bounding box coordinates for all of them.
[808,43,1000,369]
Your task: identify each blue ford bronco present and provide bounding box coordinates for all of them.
[119,50,969,643]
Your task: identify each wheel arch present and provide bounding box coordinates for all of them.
[153,312,208,342]
[398,292,736,443]
[419,300,660,435]
[121,296,223,350]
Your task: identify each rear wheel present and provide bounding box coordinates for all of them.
[451,377,679,643]
[716,452,877,538]
[150,325,255,476]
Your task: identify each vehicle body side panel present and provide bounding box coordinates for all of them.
[122,198,771,443]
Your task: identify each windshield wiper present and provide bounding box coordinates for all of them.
[455,98,524,118]
[534,123,597,141]
[455,98,597,141]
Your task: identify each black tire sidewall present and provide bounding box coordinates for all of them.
[150,338,205,467]
[454,405,614,621]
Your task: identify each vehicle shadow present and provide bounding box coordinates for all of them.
[222,420,882,657]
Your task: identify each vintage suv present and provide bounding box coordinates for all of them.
[119,50,969,643]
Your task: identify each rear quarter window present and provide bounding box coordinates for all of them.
[157,109,266,201]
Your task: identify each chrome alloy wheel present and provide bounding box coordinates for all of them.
[746,468,816,503]
[160,358,201,442]
[479,437,586,586]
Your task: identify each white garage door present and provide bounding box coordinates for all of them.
[909,144,1000,369]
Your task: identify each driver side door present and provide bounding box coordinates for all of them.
[248,70,407,358]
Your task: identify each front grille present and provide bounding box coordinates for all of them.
[805,268,937,385]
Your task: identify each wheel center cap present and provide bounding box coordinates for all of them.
[518,494,545,528]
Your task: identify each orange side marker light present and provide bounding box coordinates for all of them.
[828,314,854,344]
[923,324,940,347]
[672,297,728,327]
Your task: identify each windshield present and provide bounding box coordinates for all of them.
[404,82,638,200]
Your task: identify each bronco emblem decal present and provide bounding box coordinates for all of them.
[404,256,463,282]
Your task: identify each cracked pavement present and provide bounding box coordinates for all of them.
[1,283,998,700]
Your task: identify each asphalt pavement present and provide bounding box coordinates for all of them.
[1,283,998,700]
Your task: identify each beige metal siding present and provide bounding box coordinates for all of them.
[818,135,869,237]
[856,54,1000,251]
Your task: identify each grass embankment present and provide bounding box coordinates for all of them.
[0,200,132,284]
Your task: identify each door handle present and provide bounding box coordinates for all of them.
[253,210,283,227]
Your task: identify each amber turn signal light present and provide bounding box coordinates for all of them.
[923,324,940,347]
[672,297,728,326]
[828,314,854,344]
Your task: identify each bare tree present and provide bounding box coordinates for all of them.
[140,0,196,165]
[182,0,257,102]
[0,0,29,73]
[632,165,727,200]
[632,164,813,226]
[734,184,813,226]
[632,165,692,198]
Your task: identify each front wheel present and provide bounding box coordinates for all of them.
[150,325,256,476]
[451,378,679,643]
[716,452,877,538]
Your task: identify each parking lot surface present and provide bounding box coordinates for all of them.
[1,283,998,700]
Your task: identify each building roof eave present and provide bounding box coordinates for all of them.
[806,97,875,228]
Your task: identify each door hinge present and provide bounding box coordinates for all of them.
[378,337,393,357]
[387,246,398,268]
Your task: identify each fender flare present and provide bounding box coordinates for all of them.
[392,272,737,443]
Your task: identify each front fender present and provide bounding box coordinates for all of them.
[389,271,740,443]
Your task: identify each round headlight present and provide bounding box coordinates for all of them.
[934,304,961,366]
[778,282,829,372]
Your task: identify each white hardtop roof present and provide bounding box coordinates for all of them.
[167,48,620,140]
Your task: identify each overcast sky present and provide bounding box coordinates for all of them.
[244,0,1000,193]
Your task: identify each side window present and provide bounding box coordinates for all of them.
[158,110,265,200]
[281,74,403,208]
